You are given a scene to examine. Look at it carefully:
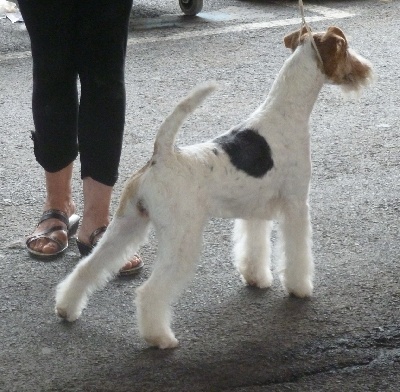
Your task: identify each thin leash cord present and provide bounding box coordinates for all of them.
[298,0,324,66]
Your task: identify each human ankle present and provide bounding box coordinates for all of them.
[43,199,76,218]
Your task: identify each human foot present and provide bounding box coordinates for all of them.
[26,209,80,258]
[27,165,77,257]
[119,254,144,276]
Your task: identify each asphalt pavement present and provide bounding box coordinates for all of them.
[0,1,399,391]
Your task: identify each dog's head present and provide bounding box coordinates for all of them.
[284,26,373,93]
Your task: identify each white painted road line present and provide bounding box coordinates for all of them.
[0,6,355,62]
[127,7,354,45]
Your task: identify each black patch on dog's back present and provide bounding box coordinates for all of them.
[214,128,273,178]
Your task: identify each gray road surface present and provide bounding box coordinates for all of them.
[0,1,399,391]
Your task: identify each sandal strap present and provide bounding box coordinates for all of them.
[29,225,67,239]
[26,230,65,251]
[88,226,108,246]
[38,209,69,227]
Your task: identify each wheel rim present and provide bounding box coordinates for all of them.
[179,0,203,15]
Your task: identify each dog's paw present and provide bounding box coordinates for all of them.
[240,268,273,289]
[284,279,313,298]
[143,332,179,349]
[55,304,82,322]
[55,276,88,321]
[55,288,86,321]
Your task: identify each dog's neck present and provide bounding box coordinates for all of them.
[255,42,326,126]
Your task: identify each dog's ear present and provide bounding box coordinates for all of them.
[316,26,347,53]
[325,26,347,43]
[314,26,347,59]
[312,26,348,77]
[283,26,308,51]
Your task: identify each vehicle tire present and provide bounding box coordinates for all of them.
[179,0,203,16]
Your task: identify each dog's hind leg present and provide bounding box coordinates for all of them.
[55,205,150,322]
[136,216,206,349]
[233,219,273,289]
[279,201,313,298]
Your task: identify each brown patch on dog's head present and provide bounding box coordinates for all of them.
[284,26,373,92]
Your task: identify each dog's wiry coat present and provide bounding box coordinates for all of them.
[55,26,373,349]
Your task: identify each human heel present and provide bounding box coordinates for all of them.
[68,214,80,238]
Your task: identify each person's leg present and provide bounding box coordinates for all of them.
[79,178,112,243]
[77,0,133,186]
[20,1,80,255]
[74,0,140,270]
[78,178,141,271]
[19,0,79,172]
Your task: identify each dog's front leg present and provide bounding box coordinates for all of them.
[279,201,314,297]
[136,217,205,349]
[233,219,273,289]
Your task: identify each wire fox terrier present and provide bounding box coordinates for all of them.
[55,26,373,348]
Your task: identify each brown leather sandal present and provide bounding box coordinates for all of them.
[76,226,143,275]
[26,209,80,259]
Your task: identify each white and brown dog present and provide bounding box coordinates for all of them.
[55,26,373,348]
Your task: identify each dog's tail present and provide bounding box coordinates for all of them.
[154,81,217,157]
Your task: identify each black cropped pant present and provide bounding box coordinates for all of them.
[19,0,133,186]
